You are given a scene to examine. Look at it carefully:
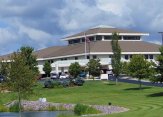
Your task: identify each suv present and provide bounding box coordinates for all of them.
[50,73,59,79]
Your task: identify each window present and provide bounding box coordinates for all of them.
[123,36,140,40]
[89,36,94,41]
[130,55,133,59]
[125,55,129,60]
[87,55,90,59]
[93,55,97,59]
[144,55,148,59]
[149,55,153,59]
[75,57,78,60]
[96,35,102,41]
[109,55,112,58]
[104,36,111,40]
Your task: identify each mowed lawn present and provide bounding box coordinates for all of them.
[1,80,163,117]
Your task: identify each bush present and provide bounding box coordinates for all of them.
[44,80,54,88]
[73,78,85,86]
[9,102,23,112]
[74,104,101,116]
[0,105,8,112]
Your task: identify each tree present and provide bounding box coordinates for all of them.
[86,59,101,79]
[20,46,39,74]
[156,46,163,83]
[69,62,81,78]
[43,61,52,77]
[7,52,37,117]
[128,55,153,89]
[111,32,122,84]
[0,60,9,77]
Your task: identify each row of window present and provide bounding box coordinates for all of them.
[68,36,141,44]
[47,54,154,63]
[124,54,153,60]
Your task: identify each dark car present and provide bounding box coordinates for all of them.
[0,75,5,83]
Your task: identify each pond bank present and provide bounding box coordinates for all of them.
[6,100,129,115]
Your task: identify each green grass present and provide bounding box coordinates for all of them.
[1,81,163,117]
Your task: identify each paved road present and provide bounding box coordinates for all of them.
[108,76,163,87]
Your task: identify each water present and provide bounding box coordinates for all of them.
[0,111,73,117]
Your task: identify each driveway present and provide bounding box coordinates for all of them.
[108,76,163,87]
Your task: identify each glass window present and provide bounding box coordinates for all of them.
[123,36,140,40]
[109,55,112,58]
[125,55,129,60]
[130,55,133,59]
[89,36,94,41]
[96,35,102,41]
[93,55,97,59]
[144,55,148,59]
[149,55,153,59]
[87,55,90,59]
[75,57,78,60]
[104,36,111,40]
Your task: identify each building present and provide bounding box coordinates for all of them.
[0,25,161,75]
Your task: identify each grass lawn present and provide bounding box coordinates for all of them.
[1,80,163,117]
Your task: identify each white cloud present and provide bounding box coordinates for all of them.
[0,0,163,54]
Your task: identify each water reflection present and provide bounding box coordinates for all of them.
[0,111,73,117]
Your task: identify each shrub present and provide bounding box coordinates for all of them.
[44,80,54,88]
[73,78,85,86]
[9,102,23,112]
[61,80,70,87]
[0,105,8,112]
[74,104,101,116]
[46,105,56,111]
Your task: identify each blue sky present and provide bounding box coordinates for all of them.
[0,0,163,55]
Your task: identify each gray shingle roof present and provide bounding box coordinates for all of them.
[0,41,161,60]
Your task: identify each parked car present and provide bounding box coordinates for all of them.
[60,73,69,79]
[79,72,87,78]
[0,75,5,83]
[50,73,59,79]
[107,70,113,76]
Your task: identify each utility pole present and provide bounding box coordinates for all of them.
[158,32,163,45]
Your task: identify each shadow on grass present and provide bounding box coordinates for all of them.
[106,83,116,86]
[124,87,152,90]
[147,92,163,97]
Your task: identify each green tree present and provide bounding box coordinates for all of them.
[156,46,163,83]
[86,59,101,79]
[43,61,52,77]
[7,52,37,117]
[128,55,153,89]
[20,46,38,74]
[0,60,9,77]
[111,32,122,84]
[69,62,81,78]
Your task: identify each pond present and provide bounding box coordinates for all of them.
[0,111,73,117]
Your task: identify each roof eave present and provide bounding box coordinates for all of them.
[62,33,149,41]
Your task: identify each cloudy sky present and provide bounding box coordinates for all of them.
[0,0,163,55]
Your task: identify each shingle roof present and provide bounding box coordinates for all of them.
[65,27,147,39]
[0,41,160,60]
[34,41,160,59]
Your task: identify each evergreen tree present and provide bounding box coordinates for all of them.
[111,32,122,84]
[43,61,52,77]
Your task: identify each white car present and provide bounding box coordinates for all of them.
[60,74,68,79]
